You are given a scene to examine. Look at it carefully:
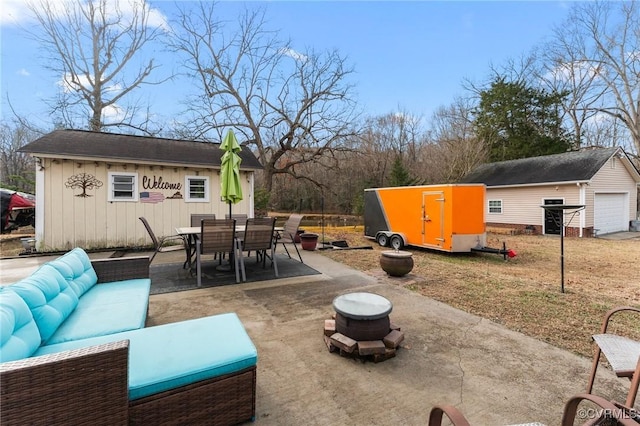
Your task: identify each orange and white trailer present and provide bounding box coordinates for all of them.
[364,184,489,253]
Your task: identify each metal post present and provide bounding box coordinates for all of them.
[560,222,565,293]
[321,196,325,246]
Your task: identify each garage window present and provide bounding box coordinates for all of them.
[488,199,502,214]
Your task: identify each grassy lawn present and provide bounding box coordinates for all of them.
[310,226,640,358]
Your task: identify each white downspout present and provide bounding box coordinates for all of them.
[578,182,586,238]
[34,157,45,250]
[248,171,255,218]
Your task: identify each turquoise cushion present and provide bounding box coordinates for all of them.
[0,287,42,362]
[47,247,97,298]
[36,313,257,400]
[9,264,79,344]
[46,278,150,345]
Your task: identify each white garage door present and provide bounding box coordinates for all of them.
[594,193,628,235]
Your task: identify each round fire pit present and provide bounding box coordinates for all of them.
[332,292,393,341]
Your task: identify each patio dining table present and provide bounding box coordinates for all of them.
[176,225,284,271]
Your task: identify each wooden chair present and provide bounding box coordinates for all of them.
[587,306,640,408]
[138,217,185,265]
[225,213,248,222]
[276,213,304,263]
[195,219,239,286]
[429,393,639,426]
[190,214,216,227]
[237,217,278,282]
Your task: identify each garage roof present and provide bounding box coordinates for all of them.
[459,147,640,187]
[19,129,263,170]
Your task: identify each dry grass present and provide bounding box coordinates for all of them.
[311,226,640,358]
[3,224,639,358]
[0,227,35,257]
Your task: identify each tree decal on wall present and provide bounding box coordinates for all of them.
[65,172,103,197]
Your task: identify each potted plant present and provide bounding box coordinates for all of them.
[299,233,319,251]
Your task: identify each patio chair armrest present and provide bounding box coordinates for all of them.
[428,405,471,426]
[600,306,640,333]
[561,393,639,426]
[92,256,150,283]
[0,340,130,425]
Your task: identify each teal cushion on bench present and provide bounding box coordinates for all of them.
[47,247,98,298]
[0,288,42,362]
[35,313,258,400]
[9,264,79,343]
[45,278,151,345]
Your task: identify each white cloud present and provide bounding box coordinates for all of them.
[57,72,123,94]
[0,0,32,25]
[279,47,307,62]
[0,0,169,31]
[102,103,125,121]
[17,68,30,76]
[57,73,91,93]
[544,60,599,83]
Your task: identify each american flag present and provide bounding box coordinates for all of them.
[140,192,165,203]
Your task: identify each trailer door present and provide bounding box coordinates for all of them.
[422,191,444,248]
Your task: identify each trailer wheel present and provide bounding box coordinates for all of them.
[376,233,389,247]
[390,235,404,250]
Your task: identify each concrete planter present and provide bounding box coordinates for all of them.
[380,250,413,277]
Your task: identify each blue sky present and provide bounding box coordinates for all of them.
[0,1,573,130]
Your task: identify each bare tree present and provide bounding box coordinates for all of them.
[27,0,168,133]
[171,3,360,192]
[354,111,428,187]
[549,1,640,154]
[428,97,487,183]
[0,121,38,193]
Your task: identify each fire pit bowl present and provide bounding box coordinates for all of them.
[332,292,393,341]
[325,292,404,362]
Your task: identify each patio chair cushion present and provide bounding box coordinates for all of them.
[45,278,151,345]
[8,264,79,343]
[47,247,98,298]
[35,312,258,400]
[0,287,42,362]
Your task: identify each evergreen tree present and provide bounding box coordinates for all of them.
[474,77,571,162]
[389,156,414,187]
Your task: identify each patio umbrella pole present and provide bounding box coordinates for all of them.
[219,129,244,272]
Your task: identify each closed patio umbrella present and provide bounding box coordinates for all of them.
[220,129,243,217]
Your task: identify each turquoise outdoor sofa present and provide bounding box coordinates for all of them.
[0,248,258,425]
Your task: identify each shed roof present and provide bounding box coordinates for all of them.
[459,147,640,187]
[19,129,263,170]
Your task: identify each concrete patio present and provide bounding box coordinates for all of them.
[0,248,635,425]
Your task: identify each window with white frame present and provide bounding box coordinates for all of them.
[185,176,210,202]
[488,199,502,214]
[108,172,138,202]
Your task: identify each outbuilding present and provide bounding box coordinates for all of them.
[19,129,263,252]
[460,147,640,237]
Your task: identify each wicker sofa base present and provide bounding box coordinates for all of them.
[129,366,257,425]
[1,341,257,426]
